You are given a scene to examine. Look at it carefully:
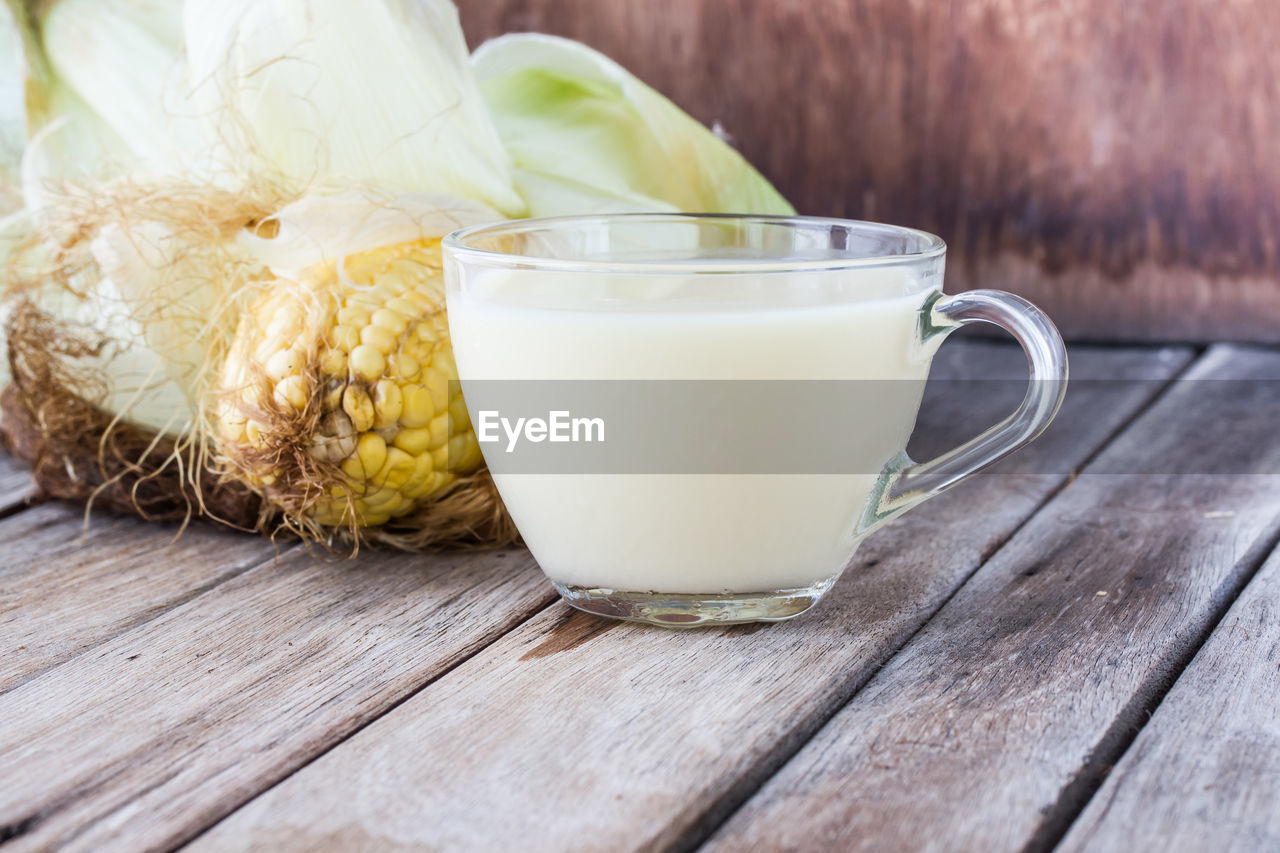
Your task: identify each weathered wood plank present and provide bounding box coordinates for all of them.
[1058,543,1280,853]
[461,1,1280,343]
[0,452,33,513]
[186,343,1190,852]
[705,344,1280,852]
[0,545,552,852]
[0,503,282,694]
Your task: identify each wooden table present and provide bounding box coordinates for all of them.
[2,339,1278,852]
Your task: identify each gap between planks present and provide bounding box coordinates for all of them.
[1025,492,1280,850]
[0,502,288,696]
[184,342,1193,853]
[1056,535,1280,853]
[704,343,1280,852]
[678,341,1212,852]
[691,340,1212,852]
[0,536,555,853]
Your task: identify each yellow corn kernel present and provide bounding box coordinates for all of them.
[330,324,361,353]
[319,349,347,376]
[430,445,448,471]
[216,401,248,441]
[399,384,433,428]
[337,305,371,327]
[360,325,397,356]
[390,352,420,381]
[371,308,408,334]
[450,433,483,472]
[360,485,400,512]
[372,379,404,429]
[254,333,290,363]
[386,296,418,317]
[424,367,449,413]
[265,347,303,382]
[342,386,376,432]
[372,447,416,490]
[349,344,386,381]
[341,432,388,482]
[265,309,301,339]
[402,453,438,500]
[338,478,367,497]
[309,504,347,526]
[405,289,436,314]
[427,413,450,451]
[245,419,266,446]
[373,489,401,514]
[273,374,311,411]
[434,348,456,376]
[447,396,471,431]
[392,426,432,456]
[315,495,359,523]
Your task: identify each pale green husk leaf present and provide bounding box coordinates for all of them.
[472,33,794,217]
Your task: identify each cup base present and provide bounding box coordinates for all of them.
[553,578,835,628]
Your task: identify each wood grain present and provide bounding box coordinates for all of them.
[0,503,282,694]
[706,344,1280,852]
[0,545,553,852]
[459,0,1280,342]
[1058,542,1280,853]
[186,343,1190,852]
[0,452,32,513]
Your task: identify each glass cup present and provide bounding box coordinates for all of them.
[442,214,1067,627]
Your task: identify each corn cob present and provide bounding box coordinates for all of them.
[216,239,482,528]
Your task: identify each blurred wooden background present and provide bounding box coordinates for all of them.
[460,0,1280,343]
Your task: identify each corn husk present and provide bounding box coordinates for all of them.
[0,0,792,549]
[183,0,524,212]
[473,34,794,216]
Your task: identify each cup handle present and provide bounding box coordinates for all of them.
[859,289,1069,533]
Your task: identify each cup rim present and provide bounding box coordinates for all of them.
[442,212,947,274]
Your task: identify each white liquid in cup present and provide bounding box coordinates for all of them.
[447,268,940,595]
